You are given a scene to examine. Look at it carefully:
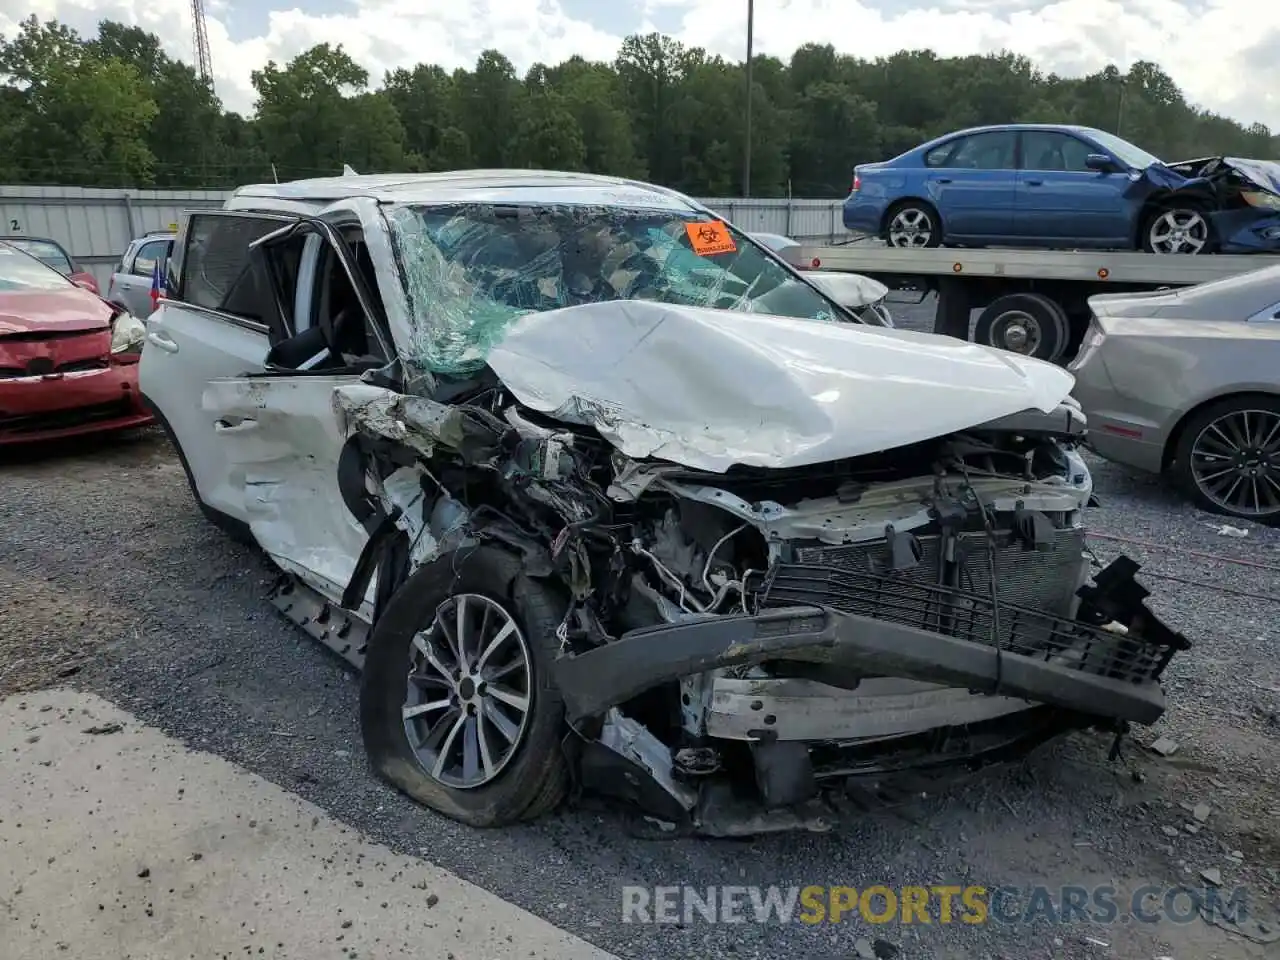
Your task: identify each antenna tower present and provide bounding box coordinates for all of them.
[191,0,214,91]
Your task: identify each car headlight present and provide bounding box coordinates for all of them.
[110,311,146,354]
[1241,190,1280,211]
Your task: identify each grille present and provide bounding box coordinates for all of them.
[792,527,1086,628]
[759,561,1175,686]
[0,357,109,379]
[0,399,132,433]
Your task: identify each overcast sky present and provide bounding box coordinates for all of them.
[6,0,1278,134]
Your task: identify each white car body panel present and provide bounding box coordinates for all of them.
[140,304,270,517]
[202,375,376,616]
[486,299,1076,472]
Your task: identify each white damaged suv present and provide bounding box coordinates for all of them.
[140,170,1188,836]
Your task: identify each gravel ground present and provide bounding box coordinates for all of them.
[2,303,1278,959]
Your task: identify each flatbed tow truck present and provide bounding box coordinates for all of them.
[791,242,1280,363]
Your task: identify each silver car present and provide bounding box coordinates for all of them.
[105,230,175,317]
[1069,266,1280,522]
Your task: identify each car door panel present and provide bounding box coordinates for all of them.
[141,305,270,519]
[1015,132,1132,247]
[139,211,302,523]
[927,131,1018,239]
[199,213,396,614]
[202,374,373,612]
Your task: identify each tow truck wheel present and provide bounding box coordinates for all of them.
[360,545,570,826]
[973,292,1071,363]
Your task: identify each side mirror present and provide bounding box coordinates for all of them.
[1085,153,1119,174]
[70,271,100,294]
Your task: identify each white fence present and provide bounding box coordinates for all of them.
[0,185,848,288]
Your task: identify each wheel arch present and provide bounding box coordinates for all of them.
[1161,388,1280,471]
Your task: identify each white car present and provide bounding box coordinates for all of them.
[140,170,1186,836]
[748,231,894,326]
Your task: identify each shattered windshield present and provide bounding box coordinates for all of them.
[387,203,845,374]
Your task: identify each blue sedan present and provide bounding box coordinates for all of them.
[842,124,1280,254]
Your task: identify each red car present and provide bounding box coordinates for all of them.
[0,240,152,444]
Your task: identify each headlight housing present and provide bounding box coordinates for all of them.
[1241,190,1280,211]
[110,311,146,354]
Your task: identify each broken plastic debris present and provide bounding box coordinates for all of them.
[1211,524,1249,537]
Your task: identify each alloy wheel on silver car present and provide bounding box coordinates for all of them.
[887,207,934,247]
[1189,409,1280,517]
[402,593,533,789]
[1147,209,1209,254]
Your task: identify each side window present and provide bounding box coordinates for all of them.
[177,214,292,320]
[1248,301,1280,322]
[924,141,957,167]
[1022,131,1094,172]
[946,131,1016,171]
[130,239,170,277]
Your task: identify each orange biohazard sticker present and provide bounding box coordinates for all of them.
[685,221,737,256]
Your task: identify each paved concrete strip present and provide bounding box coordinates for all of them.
[0,688,622,960]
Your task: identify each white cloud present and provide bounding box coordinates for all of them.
[4,0,1278,133]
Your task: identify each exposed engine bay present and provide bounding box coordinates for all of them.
[261,368,1189,836]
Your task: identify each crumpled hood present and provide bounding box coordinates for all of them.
[0,288,112,336]
[486,300,1074,472]
[1153,156,1280,196]
[1223,157,1280,196]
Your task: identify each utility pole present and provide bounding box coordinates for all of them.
[743,0,754,198]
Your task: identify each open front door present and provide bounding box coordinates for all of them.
[202,215,398,617]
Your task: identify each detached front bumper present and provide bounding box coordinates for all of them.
[0,357,152,444]
[555,556,1187,729]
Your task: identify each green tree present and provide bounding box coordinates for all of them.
[0,15,157,186]
[253,43,406,179]
[1,17,1277,195]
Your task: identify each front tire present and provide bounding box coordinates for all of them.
[360,545,570,826]
[1141,205,1214,255]
[884,200,942,248]
[1171,394,1280,524]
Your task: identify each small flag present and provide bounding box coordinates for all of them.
[150,258,165,311]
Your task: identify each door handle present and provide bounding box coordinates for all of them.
[214,418,258,434]
[934,177,952,184]
[1025,179,1044,186]
[146,330,179,353]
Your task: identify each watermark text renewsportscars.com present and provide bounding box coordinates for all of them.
[622,884,1251,926]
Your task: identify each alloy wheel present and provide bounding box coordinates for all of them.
[887,208,934,247]
[1189,410,1280,517]
[402,593,533,789]
[1148,210,1209,254]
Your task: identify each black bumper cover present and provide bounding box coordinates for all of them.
[553,557,1188,728]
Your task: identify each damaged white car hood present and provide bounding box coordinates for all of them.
[486,300,1074,472]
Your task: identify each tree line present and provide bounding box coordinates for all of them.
[0,14,1275,197]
